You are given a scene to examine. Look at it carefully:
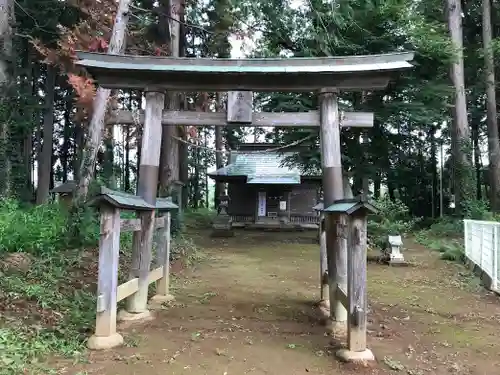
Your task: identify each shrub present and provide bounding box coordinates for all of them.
[0,199,102,256]
[462,199,495,221]
[0,199,69,255]
[0,249,94,374]
[368,196,419,249]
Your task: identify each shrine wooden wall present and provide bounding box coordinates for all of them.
[227,181,320,217]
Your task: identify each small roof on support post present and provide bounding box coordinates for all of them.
[156,197,178,211]
[87,187,178,211]
[323,196,378,215]
[50,181,77,194]
[75,51,415,92]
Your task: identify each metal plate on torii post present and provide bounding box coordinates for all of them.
[227,91,253,124]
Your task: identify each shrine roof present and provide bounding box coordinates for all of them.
[75,51,414,91]
[208,146,320,184]
[50,180,77,194]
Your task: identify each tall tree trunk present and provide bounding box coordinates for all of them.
[446,0,475,215]
[159,0,181,196]
[36,65,57,204]
[0,0,14,196]
[75,0,131,201]
[431,127,439,217]
[25,62,37,198]
[483,0,500,211]
[61,90,72,182]
[73,119,85,181]
[472,118,482,200]
[102,127,114,187]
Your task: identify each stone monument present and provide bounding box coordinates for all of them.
[212,195,234,237]
[384,235,406,265]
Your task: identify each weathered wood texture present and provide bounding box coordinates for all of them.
[94,207,121,337]
[120,218,141,232]
[126,91,164,313]
[117,265,164,302]
[127,210,155,313]
[139,92,165,168]
[155,216,165,229]
[336,285,349,309]
[107,109,374,128]
[319,214,328,300]
[347,214,368,352]
[319,177,353,303]
[227,91,253,123]
[227,182,320,217]
[155,212,172,297]
[289,183,321,215]
[319,91,348,323]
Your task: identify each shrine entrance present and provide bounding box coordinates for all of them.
[77,51,414,362]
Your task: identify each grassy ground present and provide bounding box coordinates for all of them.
[41,230,500,375]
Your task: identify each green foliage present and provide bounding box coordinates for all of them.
[0,251,94,374]
[0,199,202,374]
[183,208,217,229]
[0,199,69,255]
[0,199,100,256]
[415,228,465,262]
[368,196,418,249]
[414,199,498,262]
[462,199,497,221]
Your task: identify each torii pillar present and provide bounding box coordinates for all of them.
[318,88,371,333]
[119,89,165,321]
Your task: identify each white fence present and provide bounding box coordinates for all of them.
[464,219,500,293]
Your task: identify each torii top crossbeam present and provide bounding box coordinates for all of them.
[76,51,414,92]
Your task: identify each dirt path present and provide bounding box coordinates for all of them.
[63,231,500,375]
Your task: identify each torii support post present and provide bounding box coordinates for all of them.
[120,90,165,321]
[346,210,369,352]
[87,204,123,350]
[152,211,173,301]
[86,188,178,348]
[315,177,355,313]
[323,197,376,362]
[319,89,348,332]
[150,196,178,305]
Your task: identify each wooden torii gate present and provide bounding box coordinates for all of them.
[77,51,414,362]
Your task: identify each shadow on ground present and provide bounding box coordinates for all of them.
[61,230,500,375]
